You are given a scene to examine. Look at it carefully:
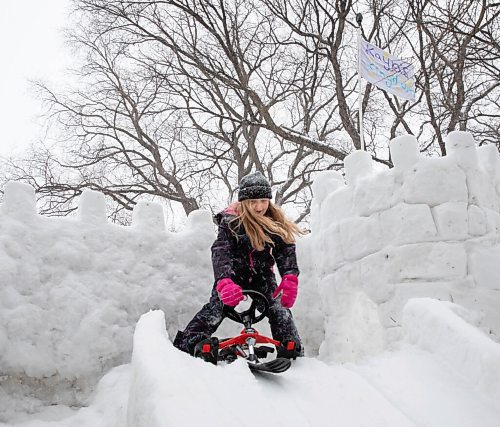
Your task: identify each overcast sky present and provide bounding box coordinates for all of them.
[0,0,71,157]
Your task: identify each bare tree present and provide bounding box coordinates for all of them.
[18,0,346,220]
[2,0,498,223]
[402,0,500,155]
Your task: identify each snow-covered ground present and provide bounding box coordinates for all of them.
[3,302,500,427]
[1,131,500,426]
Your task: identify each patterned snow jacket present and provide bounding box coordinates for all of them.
[211,204,299,285]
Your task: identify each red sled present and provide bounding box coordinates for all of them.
[194,290,301,374]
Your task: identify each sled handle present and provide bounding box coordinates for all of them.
[223,290,269,326]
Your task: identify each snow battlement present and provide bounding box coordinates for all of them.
[0,185,216,405]
[299,131,500,362]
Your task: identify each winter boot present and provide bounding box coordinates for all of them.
[277,339,302,360]
[193,337,219,365]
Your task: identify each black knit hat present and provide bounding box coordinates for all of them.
[238,171,272,201]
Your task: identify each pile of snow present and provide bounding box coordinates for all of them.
[3,295,500,426]
[124,299,500,427]
[127,310,414,427]
[403,298,500,399]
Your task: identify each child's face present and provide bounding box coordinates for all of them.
[248,199,269,216]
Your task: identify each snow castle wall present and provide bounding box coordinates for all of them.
[300,131,500,363]
[0,185,216,406]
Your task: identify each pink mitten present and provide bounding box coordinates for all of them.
[216,278,244,306]
[272,274,298,308]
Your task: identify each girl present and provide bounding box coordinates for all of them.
[173,171,304,359]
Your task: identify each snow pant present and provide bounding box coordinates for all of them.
[173,274,302,356]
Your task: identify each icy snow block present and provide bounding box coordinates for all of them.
[353,170,402,217]
[78,189,107,223]
[324,263,363,293]
[315,223,344,274]
[431,202,468,240]
[379,203,437,245]
[478,144,500,181]
[483,208,500,234]
[359,251,397,303]
[403,298,500,398]
[389,135,420,171]
[319,186,353,223]
[185,209,213,232]
[344,150,373,186]
[311,170,345,206]
[1,181,36,217]
[462,242,500,339]
[468,205,487,236]
[339,216,383,261]
[465,169,499,211]
[131,201,166,231]
[392,242,466,281]
[469,244,500,291]
[310,171,345,231]
[379,281,460,328]
[403,157,467,206]
[319,287,384,363]
[445,130,475,150]
[445,131,479,169]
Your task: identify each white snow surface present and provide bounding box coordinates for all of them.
[1,131,500,426]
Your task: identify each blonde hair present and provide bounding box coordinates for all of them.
[230,200,305,250]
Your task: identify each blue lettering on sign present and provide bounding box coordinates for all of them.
[362,42,415,98]
[386,74,398,88]
[364,43,412,79]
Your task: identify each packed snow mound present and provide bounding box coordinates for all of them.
[403,298,500,399]
[126,309,414,427]
[2,298,500,426]
[126,298,500,427]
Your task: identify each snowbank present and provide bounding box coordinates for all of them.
[125,300,500,427]
[403,298,500,399]
[126,310,416,427]
[126,310,270,427]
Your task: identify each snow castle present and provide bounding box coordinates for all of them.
[1,131,500,412]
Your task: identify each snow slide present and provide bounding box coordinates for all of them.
[127,310,413,427]
[126,298,500,427]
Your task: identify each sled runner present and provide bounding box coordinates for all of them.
[193,290,301,374]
